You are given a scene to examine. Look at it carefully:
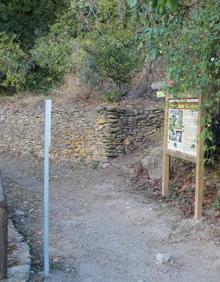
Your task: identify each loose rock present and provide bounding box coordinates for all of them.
[155,253,174,264]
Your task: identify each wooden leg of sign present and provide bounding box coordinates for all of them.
[194,97,204,220]
[162,95,169,196]
[162,153,170,196]
[195,160,204,220]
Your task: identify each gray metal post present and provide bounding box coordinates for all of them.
[44,99,51,276]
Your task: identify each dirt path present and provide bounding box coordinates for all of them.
[1,153,220,282]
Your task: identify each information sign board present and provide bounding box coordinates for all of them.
[162,96,204,219]
[168,98,199,157]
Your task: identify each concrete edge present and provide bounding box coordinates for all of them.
[3,220,31,282]
[0,172,31,282]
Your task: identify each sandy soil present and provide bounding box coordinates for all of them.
[1,152,220,282]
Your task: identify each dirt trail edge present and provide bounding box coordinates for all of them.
[0,153,220,282]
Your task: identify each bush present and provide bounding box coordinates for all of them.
[73,48,102,88]
[0,33,27,91]
[105,90,122,103]
[81,26,142,98]
[32,35,76,80]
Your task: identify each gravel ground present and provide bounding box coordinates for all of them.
[1,152,220,282]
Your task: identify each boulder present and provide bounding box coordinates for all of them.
[141,147,163,180]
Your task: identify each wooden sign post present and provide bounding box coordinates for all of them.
[162,96,204,220]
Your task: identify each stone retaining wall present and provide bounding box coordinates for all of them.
[97,106,163,158]
[0,99,163,162]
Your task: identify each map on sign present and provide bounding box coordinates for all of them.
[168,98,199,156]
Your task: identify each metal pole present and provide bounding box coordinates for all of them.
[44,99,51,276]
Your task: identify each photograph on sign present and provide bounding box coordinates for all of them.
[168,99,199,156]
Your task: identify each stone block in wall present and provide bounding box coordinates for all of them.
[96,117,107,125]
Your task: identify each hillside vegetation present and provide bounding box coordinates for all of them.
[0,0,218,101]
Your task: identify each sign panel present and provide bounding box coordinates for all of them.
[168,98,199,157]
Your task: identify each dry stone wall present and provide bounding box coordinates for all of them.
[97,106,163,158]
[0,99,163,162]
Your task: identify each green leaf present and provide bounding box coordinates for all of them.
[127,0,138,8]
[157,5,165,15]
[151,0,158,9]
[166,0,178,11]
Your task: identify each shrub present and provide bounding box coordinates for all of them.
[32,35,76,80]
[0,33,27,91]
[105,90,122,103]
[81,26,142,98]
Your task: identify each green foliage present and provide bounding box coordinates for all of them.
[0,33,27,90]
[127,0,179,13]
[140,0,220,161]
[214,196,220,211]
[32,33,75,79]
[127,0,138,8]
[67,1,143,98]
[0,0,68,48]
[0,0,71,92]
[153,0,178,13]
[73,49,101,88]
[24,68,59,93]
[105,90,122,103]
[0,0,142,94]
[83,27,140,90]
[1,0,218,121]
[161,0,220,160]
[91,160,100,169]
[141,0,220,109]
[163,1,220,104]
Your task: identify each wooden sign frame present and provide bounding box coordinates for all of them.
[162,96,204,220]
